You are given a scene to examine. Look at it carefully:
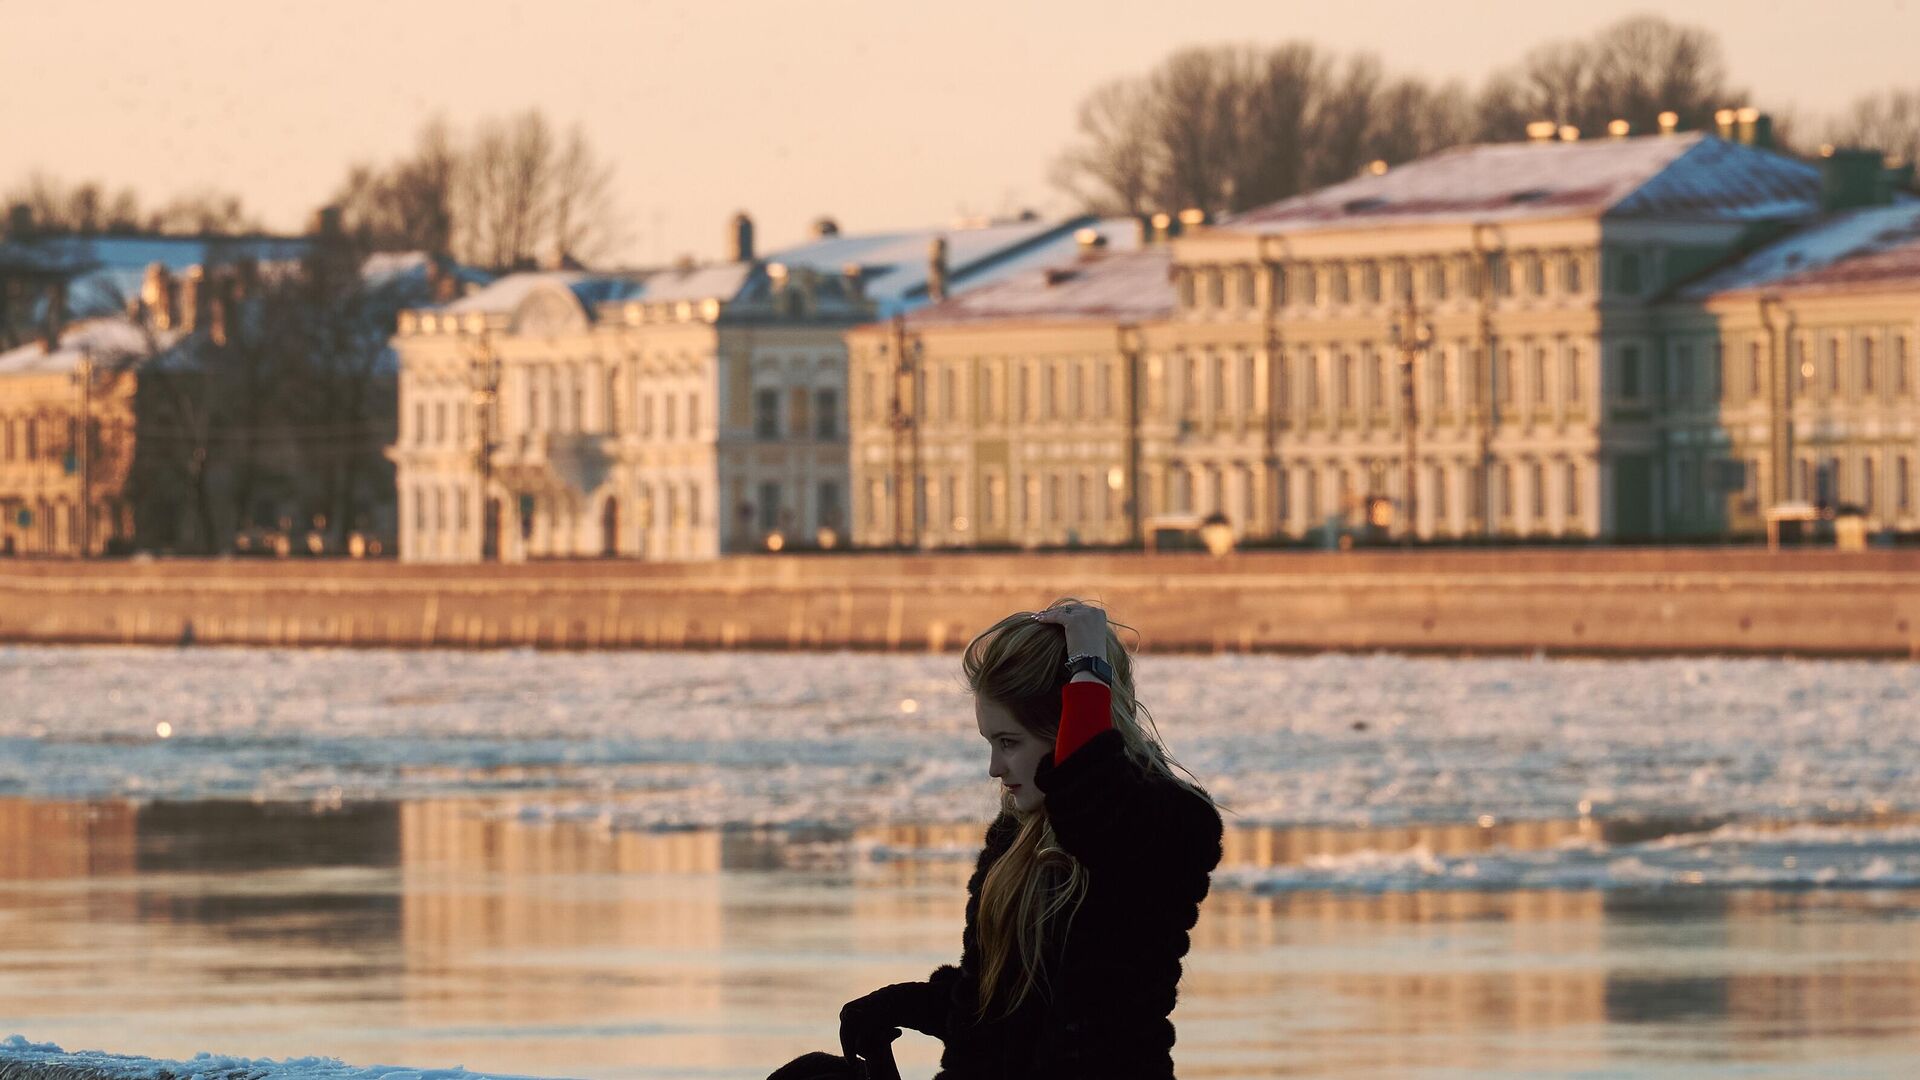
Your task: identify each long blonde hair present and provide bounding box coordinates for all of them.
[960,598,1216,1022]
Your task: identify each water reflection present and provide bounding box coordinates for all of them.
[1,797,1918,1079]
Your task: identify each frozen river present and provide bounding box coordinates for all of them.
[3,646,1919,1078]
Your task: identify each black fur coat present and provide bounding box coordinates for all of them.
[873,728,1224,1079]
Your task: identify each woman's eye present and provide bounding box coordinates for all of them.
[998,738,1017,750]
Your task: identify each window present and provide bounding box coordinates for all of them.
[1862,337,1877,395]
[1427,261,1448,301]
[1071,361,1087,419]
[1431,464,1447,524]
[1075,471,1091,523]
[414,402,428,445]
[1827,337,1842,394]
[1022,476,1040,524]
[569,370,584,432]
[1565,347,1583,404]
[1048,473,1064,524]
[526,381,539,432]
[1533,348,1549,405]
[1331,265,1350,304]
[1531,460,1546,517]
[862,370,880,422]
[1488,252,1511,296]
[940,366,957,422]
[1182,356,1201,420]
[982,366,999,422]
[687,391,700,438]
[1711,342,1724,401]
[1205,270,1225,309]
[548,369,562,431]
[1044,361,1061,420]
[1566,461,1581,516]
[433,402,447,444]
[758,482,780,531]
[1564,253,1583,294]
[641,393,656,437]
[1211,353,1227,414]
[1499,462,1514,517]
[1299,264,1318,305]
[1795,337,1812,392]
[1749,341,1764,398]
[986,474,1005,526]
[1497,348,1515,405]
[1362,263,1381,303]
[1865,456,1877,513]
[1676,343,1695,403]
[663,386,677,437]
[1616,251,1642,295]
[1096,362,1112,419]
[1018,363,1033,420]
[1236,266,1255,308]
[940,475,958,529]
[753,388,780,440]
[1339,354,1355,411]
[1241,353,1257,417]
[1436,349,1453,408]
[1898,336,1912,396]
[1176,271,1196,309]
[814,388,839,439]
[605,368,621,432]
[1900,456,1912,513]
[1370,352,1386,411]
[1306,351,1323,409]
[1275,356,1290,414]
[1527,257,1546,296]
[1619,345,1641,399]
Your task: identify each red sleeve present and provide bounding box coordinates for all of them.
[1055,680,1114,764]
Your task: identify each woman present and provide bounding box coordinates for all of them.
[770,599,1225,1080]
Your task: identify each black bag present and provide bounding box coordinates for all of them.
[768,1025,903,1080]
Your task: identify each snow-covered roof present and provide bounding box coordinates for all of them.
[629,262,754,304]
[1680,202,1920,299]
[359,251,494,294]
[441,271,644,318]
[763,216,1131,318]
[13,233,311,317]
[0,316,180,377]
[904,247,1173,329]
[1226,133,1823,234]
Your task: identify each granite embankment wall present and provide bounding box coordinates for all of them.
[1,549,1917,657]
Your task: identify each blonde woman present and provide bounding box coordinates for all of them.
[772,599,1225,1079]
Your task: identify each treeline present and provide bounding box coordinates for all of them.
[5,109,621,275]
[1053,14,1920,217]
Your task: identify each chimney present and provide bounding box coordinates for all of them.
[730,212,755,263]
[812,216,840,239]
[1820,147,1893,211]
[209,273,236,347]
[179,266,207,333]
[426,252,458,303]
[1134,214,1154,246]
[1714,108,1736,140]
[927,236,949,302]
[6,203,31,239]
[1657,111,1679,136]
[141,262,176,330]
[840,262,866,301]
[311,204,343,238]
[40,283,64,353]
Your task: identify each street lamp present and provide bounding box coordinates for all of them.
[1388,277,1434,546]
[463,326,502,561]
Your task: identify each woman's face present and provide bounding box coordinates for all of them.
[975,696,1051,814]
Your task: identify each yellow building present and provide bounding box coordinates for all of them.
[852,130,1916,548]
[391,213,1138,561]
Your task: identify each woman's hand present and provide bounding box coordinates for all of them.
[1032,601,1108,660]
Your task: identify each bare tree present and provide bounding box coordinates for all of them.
[1050,79,1158,216]
[1475,15,1740,140]
[1827,87,1920,167]
[331,109,621,272]
[5,174,148,233]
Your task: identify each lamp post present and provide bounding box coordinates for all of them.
[70,356,92,558]
[1388,275,1433,546]
[464,326,501,561]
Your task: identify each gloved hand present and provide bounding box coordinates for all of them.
[838,982,924,1062]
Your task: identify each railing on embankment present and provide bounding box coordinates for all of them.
[2,548,1919,657]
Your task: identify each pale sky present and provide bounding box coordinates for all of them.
[6,0,1917,264]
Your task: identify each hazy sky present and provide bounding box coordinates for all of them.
[6,0,1918,263]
